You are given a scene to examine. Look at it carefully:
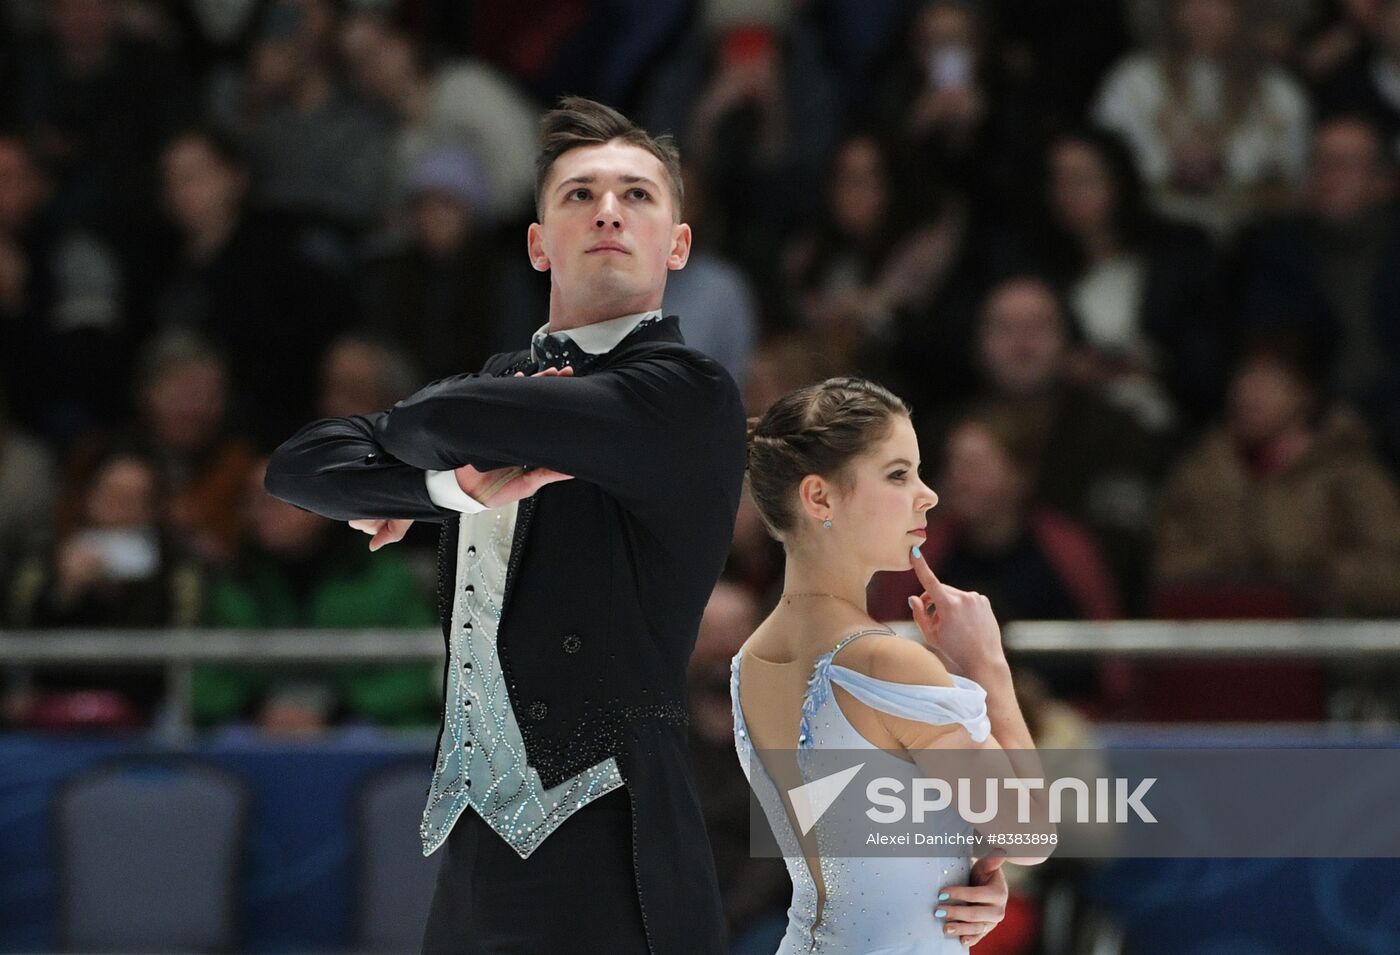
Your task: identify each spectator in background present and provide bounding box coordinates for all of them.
[193,460,439,733]
[1233,115,1400,467]
[12,0,193,235]
[995,0,1130,130]
[339,10,540,224]
[315,333,439,582]
[869,407,1120,700]
[728,333,840,606]
[358,145,541,381]
[968,276,1166,612]
[58,331,258,568]
[1154,335,1400,616]
[686,580,789,951]
[154,126,347,449]
[232,0,392,230]
[1315,0,1400,157]
[870,0,1038,219]
[781,132,979,382]
[4,449,203,727]
[317,333,422,420]
[0,396,57,595]
[741,332,841,417]
[660,162,757,383]
[638,0,841,279]
[1033,127,1226,429]
[0,132,130,449]
[1093,0,1310,234]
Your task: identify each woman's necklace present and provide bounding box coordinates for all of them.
[780,592,869,616]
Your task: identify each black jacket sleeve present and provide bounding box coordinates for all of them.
[263,411,454,522]
[372,344,743,522]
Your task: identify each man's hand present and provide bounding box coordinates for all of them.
[349,518,413,552]
[347,366,576,551]
[937,852,1008,946]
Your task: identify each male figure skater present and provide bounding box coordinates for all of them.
[265,97,741,952]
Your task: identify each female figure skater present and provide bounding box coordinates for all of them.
[735,377,1049,952]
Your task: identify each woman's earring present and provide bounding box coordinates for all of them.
[823,519,832,529]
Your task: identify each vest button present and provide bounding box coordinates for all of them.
[562,634,582,654]
[528,701,548,721]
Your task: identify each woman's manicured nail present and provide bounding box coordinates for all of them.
[938,892,950,901]
[912,544,922,559]
[935,909,947,918]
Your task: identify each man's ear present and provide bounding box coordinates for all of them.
[526,222,550,272]
[666,222,692,271]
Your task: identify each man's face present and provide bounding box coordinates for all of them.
[527,141,690,324]
[161,138,245,232]
[979,280,1067,395]
[1228,357,1311,444]
[942,422,1025,525]
[1309,121,1390,224]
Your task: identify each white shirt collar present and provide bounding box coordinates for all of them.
[531,309,663,356]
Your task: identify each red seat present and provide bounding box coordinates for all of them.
[1125,584,1326,721]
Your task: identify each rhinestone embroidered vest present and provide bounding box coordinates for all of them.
[419,501,624,858]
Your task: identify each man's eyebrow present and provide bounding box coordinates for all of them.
[555,175,594,194]
[554,174,662,195]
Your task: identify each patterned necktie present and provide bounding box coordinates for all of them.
[527,314,662,373]
[529,331,595,373]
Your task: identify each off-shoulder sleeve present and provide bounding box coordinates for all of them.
[827,666,991,742]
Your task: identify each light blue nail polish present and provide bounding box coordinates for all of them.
[938,892,950,901]
[912,544,922,559]
[935,909,946,918]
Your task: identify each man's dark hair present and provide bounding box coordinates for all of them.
[534,96,683,221]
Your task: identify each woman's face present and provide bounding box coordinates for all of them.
[822,415,938,571]
[1050,140,1115,237]
[829,137,889,240]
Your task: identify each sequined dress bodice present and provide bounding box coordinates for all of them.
[731,631,991,955]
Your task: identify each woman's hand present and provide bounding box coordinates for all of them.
[937,852,1008,946]
[906,546,1006,676]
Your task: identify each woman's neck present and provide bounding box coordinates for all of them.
[780,548,875,616]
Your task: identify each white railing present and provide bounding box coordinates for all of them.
[3,621,1399,733]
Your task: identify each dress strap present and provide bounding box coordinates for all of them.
[828,665,991,741]
[797,628,894,747]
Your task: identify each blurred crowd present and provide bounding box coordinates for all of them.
[1,0,1399,720]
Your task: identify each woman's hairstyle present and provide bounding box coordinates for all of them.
[746,377,911,539]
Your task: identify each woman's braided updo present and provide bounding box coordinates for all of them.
[746,377,911,540]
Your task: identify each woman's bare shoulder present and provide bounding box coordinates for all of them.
[835,633,955,689]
